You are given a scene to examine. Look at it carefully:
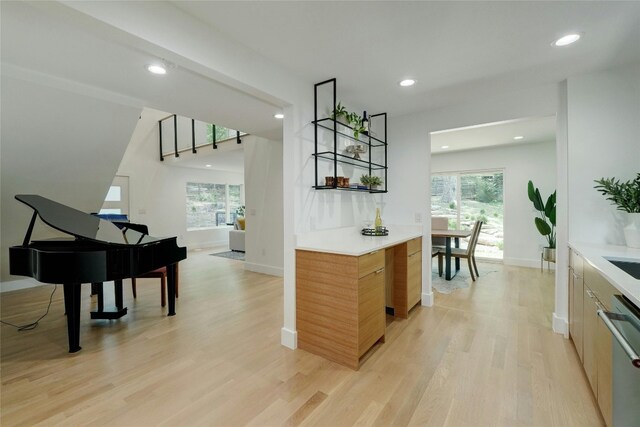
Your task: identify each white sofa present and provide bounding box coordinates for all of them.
[229,219,245,252]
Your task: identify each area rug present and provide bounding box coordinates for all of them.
[431,265,497,294]
[210,251,245,261]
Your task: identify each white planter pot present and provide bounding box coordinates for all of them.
[624,212,640,249]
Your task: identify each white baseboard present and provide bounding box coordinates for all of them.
[421,291,434,307]
[281,327,297,349]
[552,313,569,338]
[503,257,556,270]
[1,278,44,293]
[244,262,284,277]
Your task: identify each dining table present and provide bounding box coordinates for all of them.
[431,229,473,280]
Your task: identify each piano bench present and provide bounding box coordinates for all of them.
[131,265,179,307]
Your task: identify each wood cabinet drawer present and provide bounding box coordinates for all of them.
[358,250,385,278]
[407,251,422,307]
[407,237,422,256]
[570,248,584,277]
[584,262,618,311]
[358,269,385,356]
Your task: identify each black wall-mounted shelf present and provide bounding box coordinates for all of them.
[313,78,388,193]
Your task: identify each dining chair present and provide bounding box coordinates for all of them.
[431,216,448,251]
[436,220,483,281]
[431,247,444,277]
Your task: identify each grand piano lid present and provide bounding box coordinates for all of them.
[15,194,163,246]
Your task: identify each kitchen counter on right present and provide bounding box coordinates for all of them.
[569,242,640,308]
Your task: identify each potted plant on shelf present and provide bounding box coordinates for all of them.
[594,173,640,248]
[330,102,349,125]
[347,112,366,139]
[330,102,368,139]
[361,174,383,190]
[527,180,556,262]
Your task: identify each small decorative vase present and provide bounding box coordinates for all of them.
[623,212,640,249]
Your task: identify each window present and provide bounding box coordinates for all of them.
[228,184,242,225]
[186,182,243,230]
[100,175,129,216]
[431,170,504,259]
[207,124,237,142]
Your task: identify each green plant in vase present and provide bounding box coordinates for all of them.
[527,180,556,262]
[345,112,365,139]
[361,174,383,190]
[594,173,640,248]
[330,102,348,124]
[594,173,640,213]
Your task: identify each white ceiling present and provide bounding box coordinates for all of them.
[2,1,639,155]
[0,1,285,141]
[174,1,640,117]
[431,115,556,154]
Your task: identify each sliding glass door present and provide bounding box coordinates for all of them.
[431,170,504,260]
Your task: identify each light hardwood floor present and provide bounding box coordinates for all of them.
[1,249,604,426]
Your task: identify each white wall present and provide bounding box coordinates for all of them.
[550,62,640,336]
[244,137,284,276]
[555,81,569,336]
[567,63,640,245]
[115,109,244,250]
[0,73,141,285]
[432,141,557,267]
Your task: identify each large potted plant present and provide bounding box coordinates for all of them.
[594,173,640,248]
[527,180,556,262]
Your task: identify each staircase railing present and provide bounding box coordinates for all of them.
[158,114,245,161]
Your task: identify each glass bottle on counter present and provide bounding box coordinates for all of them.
[375,208,382,230]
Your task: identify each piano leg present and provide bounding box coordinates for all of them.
[114,279,124,311]
[167,263,176,316]
[95,282,104,312]
[63,283,82,353]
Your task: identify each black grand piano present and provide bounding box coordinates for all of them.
[9,195,187,353]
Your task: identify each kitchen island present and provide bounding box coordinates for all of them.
[296,225,424,369]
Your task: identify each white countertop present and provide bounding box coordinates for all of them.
[569,242,640,308]
[296,225,423,256]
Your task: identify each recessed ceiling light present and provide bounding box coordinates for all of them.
[146,64,167,75]
[554,34,581,47]
[441,145,449,149]
[274,113,284,119]
[514,136,524,140]
[205,164,212,168]
[399,79,416,87]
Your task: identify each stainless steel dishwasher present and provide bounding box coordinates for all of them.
[598,295,640,426]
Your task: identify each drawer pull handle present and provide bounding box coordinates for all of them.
[375,268,384,274]
[586,289,595,299]
[409,252,419,258]
[369,250,379,255]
